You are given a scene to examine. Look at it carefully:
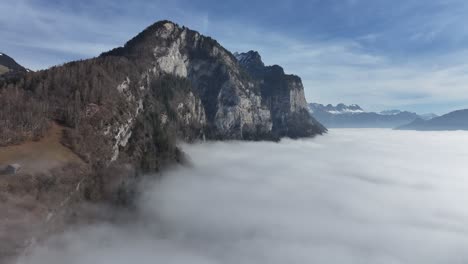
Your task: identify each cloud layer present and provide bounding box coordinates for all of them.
[17,129,468,264]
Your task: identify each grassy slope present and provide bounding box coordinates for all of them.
[0,122,84,174]
[0,122,88,262]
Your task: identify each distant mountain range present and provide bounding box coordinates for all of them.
[397,109,468,131]
[308,103,437,128]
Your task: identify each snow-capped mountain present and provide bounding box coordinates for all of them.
[309,103,364,115]
[233,51,266,77]
[234,51,264,67]
[308,103,422,128]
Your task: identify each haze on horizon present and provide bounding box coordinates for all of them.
[1,0,468,114]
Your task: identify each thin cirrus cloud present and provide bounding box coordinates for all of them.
[1,0,468,113]
[16,129,468,264]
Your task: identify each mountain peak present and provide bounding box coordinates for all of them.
[144,20,180,35]
[100,20,186,58]
[234,50,264,68]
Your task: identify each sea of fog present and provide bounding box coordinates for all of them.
[18,129,468,264]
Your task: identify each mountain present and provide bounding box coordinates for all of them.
[234,51,326,137]
[1,20,325,170]
[397,109,468,131]
[0,52,28,76]
[380,109,438,120]
[0,22,327,257]
[308,103,421,128]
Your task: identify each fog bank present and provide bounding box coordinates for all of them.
[18,129,468,264]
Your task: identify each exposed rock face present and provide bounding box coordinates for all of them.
[234,50,326,138]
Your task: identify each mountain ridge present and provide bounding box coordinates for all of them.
[397,109,468,131]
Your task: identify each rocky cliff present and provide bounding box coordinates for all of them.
[234,51,325,137]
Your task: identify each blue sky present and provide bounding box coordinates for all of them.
[1,0,468,114]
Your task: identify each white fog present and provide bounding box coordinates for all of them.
[17,129,468,264]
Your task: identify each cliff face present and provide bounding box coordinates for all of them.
[234,51,326,137]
